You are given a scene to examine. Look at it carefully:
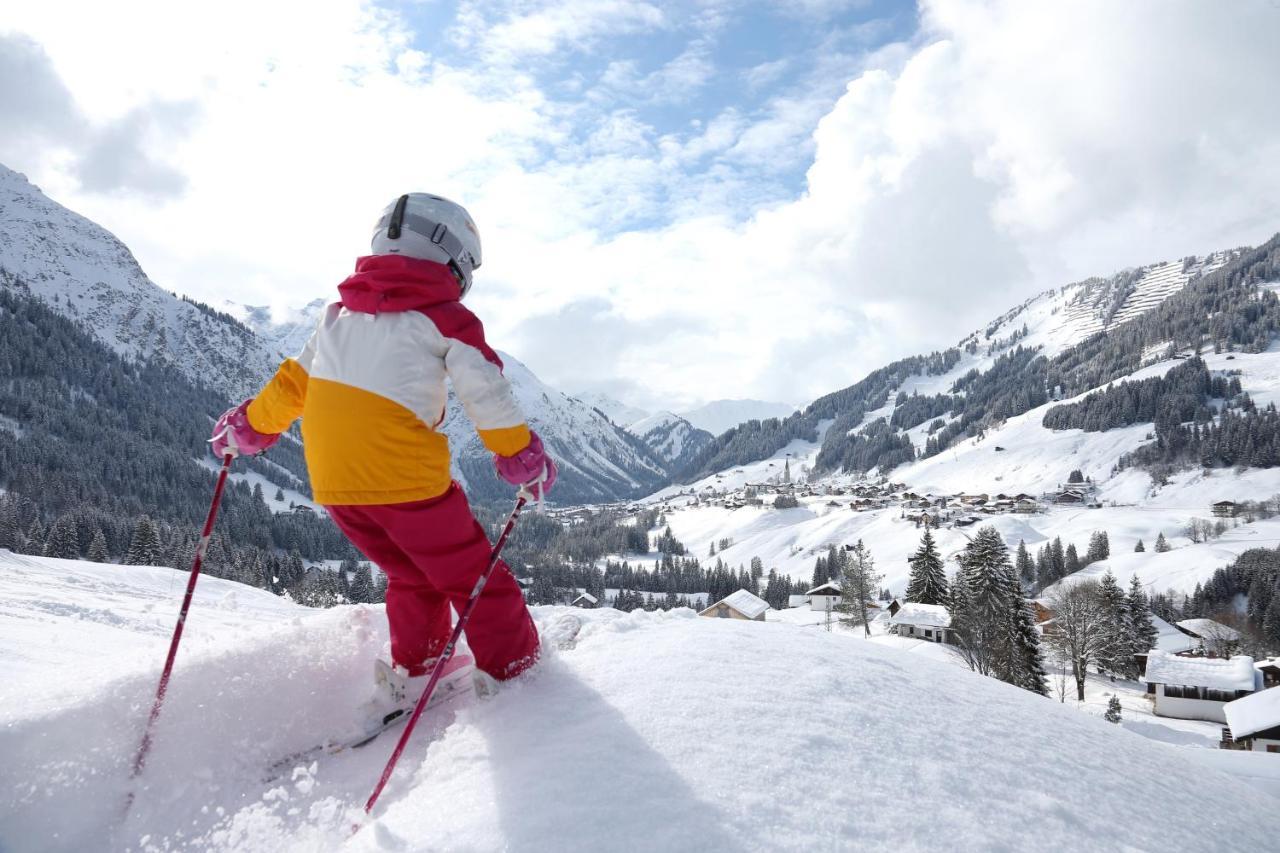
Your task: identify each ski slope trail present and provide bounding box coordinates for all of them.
[2,554,1278,851]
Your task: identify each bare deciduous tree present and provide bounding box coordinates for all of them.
[1046,581,1122,701]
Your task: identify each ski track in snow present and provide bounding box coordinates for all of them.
[2,554,1280,852]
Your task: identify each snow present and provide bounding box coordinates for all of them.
[195,456,323,515]
[678,399,798,436]
[715,588,770,619]
[571,392,649,428]
[5,555,1280,851]
[1225,688,1280,739]
[1142,651,1259,692]
[888,602,951,628]
[1176,618,1242,642]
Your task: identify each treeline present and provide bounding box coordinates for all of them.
[1122,402,1280,472]
[814,420,916,477]
[472,503,807,610]
[1152,547,1280,654]
[1042,358,1242,432]
[745,236,1280,481]
[681,347,960,482]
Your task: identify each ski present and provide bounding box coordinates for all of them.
[263,668,472,782]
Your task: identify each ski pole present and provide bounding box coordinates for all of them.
[124,452,235,815]
[356,486,532,829]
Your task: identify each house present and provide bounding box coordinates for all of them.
[1013,498,1039,514]
[572,592,598,609]
[886,602,951,643]
[1223,688,1280,753]
[1143,650,1261,723]
[787,593,811,609]
[1212,500,1239,519]
[1257,658,1280,689]
[805,581,843,612]
[291,504,316,515]
[699,589,770,622]
[1055,490,1085,505]
[1175,618,1243,657]
[886,598,903,617]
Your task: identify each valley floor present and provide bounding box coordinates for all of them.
[3,552,1279,852]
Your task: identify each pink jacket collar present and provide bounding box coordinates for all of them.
[337,255,461,314]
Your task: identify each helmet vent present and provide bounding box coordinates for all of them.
[387,194,410,239]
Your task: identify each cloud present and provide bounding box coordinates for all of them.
[0,33,84,163]
[74,100,197,199]
[4,0,1279,416]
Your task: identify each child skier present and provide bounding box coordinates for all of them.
[210,192,555,721]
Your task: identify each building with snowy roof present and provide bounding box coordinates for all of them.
[1174,618,1243,657]
[572,592,598,608]
[885,602,952,644]
[1143,650,1262,723]
[1223,688,1280,753]
[804,582,842,612]
[699,589,770,622]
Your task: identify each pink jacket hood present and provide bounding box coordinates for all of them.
[337,255,461,314]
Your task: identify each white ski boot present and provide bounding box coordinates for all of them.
[360,653,476,734]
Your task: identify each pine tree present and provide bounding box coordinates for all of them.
[1127,575,1158,656]
[348,562,376,604]
[904,525,948,605]
[126,516,163,566]
[87,529,109,563]
[0,502,18,550]
[837,540,881,637]
[950,526,1012,677]
[46,515,81,559]
[275,487,285,502]
[25,518,47,555]
[1154,532,1172,553]
[1051,537,1066,580]
[1264,585,1280,651]
[1015,539,1034,587]
[1064,543,1082,576]
[1104,695,1122,724]
[1095,570,1133,677]
[1086,531,1111,565]
[999,565,1049,695]
[1134,539,1145,553]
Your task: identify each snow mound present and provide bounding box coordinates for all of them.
[2,557,1278,851]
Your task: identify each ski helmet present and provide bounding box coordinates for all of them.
[370,193,482,297]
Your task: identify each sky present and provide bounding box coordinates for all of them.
[3,0,1280,413]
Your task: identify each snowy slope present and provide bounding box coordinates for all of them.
[0,163,278,399]
[573,392,649,428]
[679,399,798,436]
[626,411,714,472]
[3,554,1278,852]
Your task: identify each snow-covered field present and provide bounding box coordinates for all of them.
[5,553,1279,852]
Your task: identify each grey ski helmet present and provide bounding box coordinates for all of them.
[371,193,482,297]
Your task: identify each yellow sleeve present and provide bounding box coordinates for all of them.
[246,358,310,434]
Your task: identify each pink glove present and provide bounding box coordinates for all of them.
[494,431,557,494]
[210,400,280,459]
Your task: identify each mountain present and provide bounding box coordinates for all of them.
[626,411,714,473]
[0,165,671,507]
[572,392,649,428]
[0,165,278,400]
[681,239,1273,483]
[646,235,1280,607]
[5,552,1278,851]
[223,297,327,360]
[442,353,669,504]
[679,399,797,436]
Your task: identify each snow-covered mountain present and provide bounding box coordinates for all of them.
[4,550,1278,852]
[572,392,649,428]
[0,165,278,400]
[626,411,714,473]
[679,398,797,436]
[223,297,327,360]
[442,353,669,503]
[647,235,1280,603]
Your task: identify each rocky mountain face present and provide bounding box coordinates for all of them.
[626,411,714,474]
[0,164,278,400]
